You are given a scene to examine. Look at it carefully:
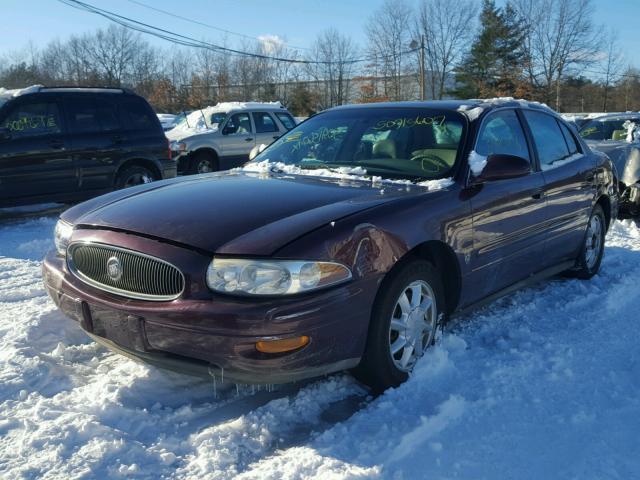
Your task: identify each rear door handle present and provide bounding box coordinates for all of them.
[245,137,254,142]
[49,139,64,150]
[532,189,545,200]
[273,135,280,140]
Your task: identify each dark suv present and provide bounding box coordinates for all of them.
[0,86,175,207]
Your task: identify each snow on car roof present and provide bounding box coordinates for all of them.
[172,101,285,135]
[0,85,43,107]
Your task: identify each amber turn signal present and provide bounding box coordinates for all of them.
[256,336,310,353]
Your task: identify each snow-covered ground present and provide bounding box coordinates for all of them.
[1,214,640,479]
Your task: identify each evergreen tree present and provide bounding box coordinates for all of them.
[454,0,528,98]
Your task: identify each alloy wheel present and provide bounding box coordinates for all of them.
[585,214,603,270]
[388,279,438,372]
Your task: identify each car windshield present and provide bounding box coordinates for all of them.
[173,110,228,130]
[579,117,639,141]
[253,108,465,180]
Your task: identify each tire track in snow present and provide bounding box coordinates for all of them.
[2,216,640,479]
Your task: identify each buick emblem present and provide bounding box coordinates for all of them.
[106,256,123,282]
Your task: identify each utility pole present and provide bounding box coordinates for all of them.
[411,36,426,101]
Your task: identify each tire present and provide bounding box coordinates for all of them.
[354,260,445,393]
[569,204,606,279]
[115,165,156,189]
[190,151,217,174]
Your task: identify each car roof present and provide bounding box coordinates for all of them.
[326,97,557,121]
[0,85,138,108]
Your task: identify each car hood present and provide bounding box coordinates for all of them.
[166,127,218,142]
[63,171,432,256]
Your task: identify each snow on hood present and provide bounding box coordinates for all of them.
[237,160,455,190]
[0,85,42,107]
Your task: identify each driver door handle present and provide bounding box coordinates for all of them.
[244,137,254,142]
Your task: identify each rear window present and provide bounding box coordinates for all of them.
[120,97,157,131]
[66,97,120,133]
[254,108,465,180]
[253,112,278,133]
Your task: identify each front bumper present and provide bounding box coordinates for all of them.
[159,158,178,179]
[42,243,374,384]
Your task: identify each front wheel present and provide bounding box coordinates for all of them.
[354,260,445,392]
[570,204,606,279]
[190,151,217,174]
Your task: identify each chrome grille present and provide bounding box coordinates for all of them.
[68,243,185,301]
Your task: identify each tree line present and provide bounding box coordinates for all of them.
[1,0,637,115]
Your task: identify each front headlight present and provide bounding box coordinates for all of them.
[54,219,73,256]
[170,141,187,153]
[206,258,352,296]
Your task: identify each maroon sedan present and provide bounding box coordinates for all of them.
[43,100,618,391]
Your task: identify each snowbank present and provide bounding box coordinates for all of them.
[2,214,640,478]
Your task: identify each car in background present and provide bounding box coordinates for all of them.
[578,112,640,218]
[167,102,297,174]
[578,112,640,142]
[43,98,617,392]
[0,86,175,207]
[157,113,178,132]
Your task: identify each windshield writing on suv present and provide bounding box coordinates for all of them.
[253,108,465,180]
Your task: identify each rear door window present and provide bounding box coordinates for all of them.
[559,122,581,155]
[476,110,530,162]
[252,112,278,133]
[275,112,296,130]
[1,101,62,138]
[523,110,571,169]
[120,97,157,131]
[66,97,120,134]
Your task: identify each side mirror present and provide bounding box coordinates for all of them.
[249,143,268,161]
[0,127,11,142]
[474,154,530,182]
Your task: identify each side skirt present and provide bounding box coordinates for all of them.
[451,260,576,319]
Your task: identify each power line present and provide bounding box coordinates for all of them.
[124,0,311,52]
[57,0,420,66]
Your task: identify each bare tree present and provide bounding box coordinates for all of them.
[366,0,414,101]
[514,0,601,110]
[600,28,624,111]
[306,28,358,109]
[415,0,477,99]
[84,25,141,86]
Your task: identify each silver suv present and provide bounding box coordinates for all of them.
[167,102,296,174]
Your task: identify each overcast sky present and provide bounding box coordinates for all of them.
[2,0,640,74]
